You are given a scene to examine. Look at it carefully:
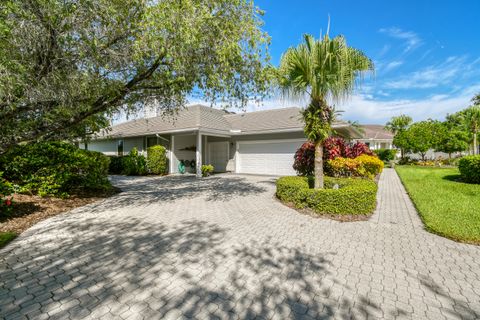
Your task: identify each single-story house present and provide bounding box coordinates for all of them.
[355,125,395,150]
[83,104,361,177]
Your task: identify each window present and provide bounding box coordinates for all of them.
[117,140,124,156]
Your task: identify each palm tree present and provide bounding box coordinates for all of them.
[385,115,412,135]
[463,105,480,155]
[276,34,373,188]
[385,115,412,159]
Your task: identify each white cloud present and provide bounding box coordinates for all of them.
[384,56,467,89]
[379,27,422,53]
[383,61,403,72]
[337,85,480,124]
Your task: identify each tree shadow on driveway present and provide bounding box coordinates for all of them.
[100,175,269,212]
[1,216,392,319]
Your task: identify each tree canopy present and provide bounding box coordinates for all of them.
[385,115,412,135]
[276,33,373,188]
[0,0,270,154]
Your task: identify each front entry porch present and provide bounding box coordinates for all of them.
[170,131,232,177]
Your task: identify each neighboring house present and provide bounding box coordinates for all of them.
[356,125,395,150]
[83,104,361,177]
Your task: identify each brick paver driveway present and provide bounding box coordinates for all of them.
[1,169,480,320]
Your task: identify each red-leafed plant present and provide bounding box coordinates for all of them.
[293,137,374,176]
[293,142,315,176]
[350,142,373,158]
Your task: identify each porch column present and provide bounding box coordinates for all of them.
[196,131,202,178]
[170,135,175,174]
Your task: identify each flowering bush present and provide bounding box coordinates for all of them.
[293,142,315,176]
[0,172,14,216]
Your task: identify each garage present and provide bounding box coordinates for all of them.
[236,139,305,176]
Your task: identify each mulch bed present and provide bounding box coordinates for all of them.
[0,188,119,235]
[279,199,372,222]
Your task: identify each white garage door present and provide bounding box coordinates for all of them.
[237,140,305,176]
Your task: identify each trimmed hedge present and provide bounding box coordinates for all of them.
[147,145,168,175]
[375,148,397,162]
[458,155,480,184]
[276,176,377,215]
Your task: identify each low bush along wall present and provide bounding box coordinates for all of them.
[458,155,480,184]
[276,176,378,215]
[0,142,111,197]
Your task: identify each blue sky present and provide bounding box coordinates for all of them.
[246,0,480,124]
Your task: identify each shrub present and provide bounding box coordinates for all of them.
[122,148,147,175]
[323,137,352,160]
[375,148,397,162]
[147,145,168,175]
[276,176,377,215]
[350,142,374,158]
[201,164,214,177]
[356,155,384,177]
[0,142,111,197]
[108,156,124,174]
[325,157,366,178]
[0,172,14,216]
[293,137,374,176]
[458,155,480,184]
[293,142,315,176]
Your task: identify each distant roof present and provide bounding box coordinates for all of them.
[94,104,361,139]
[360,125,394,140]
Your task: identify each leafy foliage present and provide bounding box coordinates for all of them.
[0,0,270,153]
[0,142,111,197]
[276,176,377,215]
[276,33,373,188]
[0,172,14,216]
[323,137,352,160]
[355,155,384,177]
[374,148,397,162]
[458,155,480,184]
[325,157,366,178]
[293,138,373,176]
[325,155,383,179]
[293,142,315,176]
[122,148,147,176]
[108,156,125,175]
[393,120,443,161]
[147,146,168,175]
[435,125,470,156]
[385,115,412,135]
[201,164,214,177]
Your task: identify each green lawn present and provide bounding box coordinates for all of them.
[0,231,17,248]
[396,166,480,244]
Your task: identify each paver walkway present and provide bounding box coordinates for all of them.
[1,169,479,319]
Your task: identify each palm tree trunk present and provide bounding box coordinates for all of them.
[314,141,324,189]
[474,130,478,155]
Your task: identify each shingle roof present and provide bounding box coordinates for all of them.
[360,125,394,140]
[95,104,360,139]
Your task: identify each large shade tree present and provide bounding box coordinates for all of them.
[276,34,373,188]
[0,0,270,154]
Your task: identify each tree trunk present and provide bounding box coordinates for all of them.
[314,141,324,189]
[474,130,478,155]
